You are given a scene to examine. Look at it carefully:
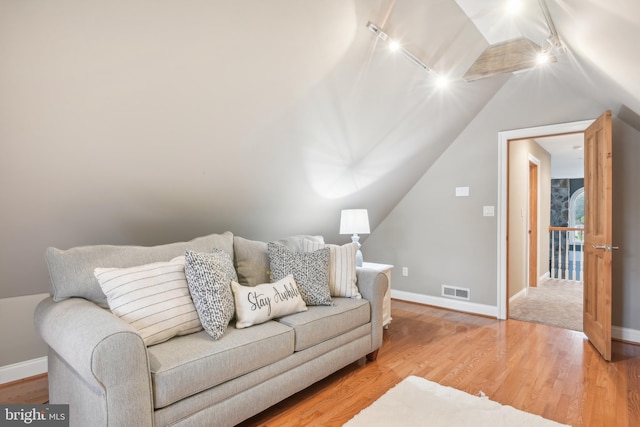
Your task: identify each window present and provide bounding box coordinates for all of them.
[569,187,584,243]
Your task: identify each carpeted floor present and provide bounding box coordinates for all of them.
[509,279,583,332]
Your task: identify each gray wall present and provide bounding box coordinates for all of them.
[611,119,640,329]
[0,295,49,367]
[364,57,640,329]
[1,0,505,367]
[0,0,502,300]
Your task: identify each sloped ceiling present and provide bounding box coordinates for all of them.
[551,0,640,113]
[1,0,639,298]
[455,0,640,113]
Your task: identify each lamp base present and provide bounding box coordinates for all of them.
[351,234,363,267]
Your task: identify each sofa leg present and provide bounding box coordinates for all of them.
[366,350,379,361]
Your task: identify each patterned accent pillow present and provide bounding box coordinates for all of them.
[184,249,237,340]
[94,256,203,346]
[233,235,326,286]
[303,241,361,298]
[267,242,332,306]
[231,274,307,329]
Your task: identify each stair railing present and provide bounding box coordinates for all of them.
[549,226,584,282]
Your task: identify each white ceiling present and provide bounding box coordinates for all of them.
[454,0,640,180]
[454,0,550,46]
[535,134,584,179]
[454,0,640,112]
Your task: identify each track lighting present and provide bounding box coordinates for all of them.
[366,22,432,73]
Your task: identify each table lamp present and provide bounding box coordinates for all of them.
[339,209,370,267]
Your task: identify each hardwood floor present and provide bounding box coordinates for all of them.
[2,300,639,426]
[242,300,640,427]
[0,373,48,405]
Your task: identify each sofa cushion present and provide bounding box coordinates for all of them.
[185,249,236,340]
[303,241,361,298]
[45,232,234,307]
[268,243,332,306]
[94,256,202,346]
[147,321,294,409]
[231,275,307,329]
[276,297,370,351]
[233,236,270,286]
[233,235,325,286]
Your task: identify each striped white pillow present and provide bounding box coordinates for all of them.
[303,241,361,298]
[94,256,203,346]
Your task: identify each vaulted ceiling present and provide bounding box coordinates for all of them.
[271,0,640,237]
[1,0,639,298]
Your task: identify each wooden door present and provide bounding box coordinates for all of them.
[528,161,538,287]
[583,110,613,361]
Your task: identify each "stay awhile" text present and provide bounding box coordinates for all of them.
[246,283,301,316]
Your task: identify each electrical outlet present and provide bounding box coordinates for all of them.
[402,267,409,276]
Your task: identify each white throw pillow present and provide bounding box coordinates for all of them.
[303,241,361,298]
[232,275,307,328]
[94,256,203,346]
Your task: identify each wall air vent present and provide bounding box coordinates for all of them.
[442,285,470,300]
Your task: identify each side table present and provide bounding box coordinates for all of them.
[362,262,393,329]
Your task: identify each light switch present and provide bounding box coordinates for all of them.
[483,206,495,217]
[455,186,470,197]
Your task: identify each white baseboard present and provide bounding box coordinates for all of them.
[612,326,640,344]
[539,272,550,282]
[509,288,528,304]
[391,289,498,317]
[391,290,640,345]
[0,357,48,385]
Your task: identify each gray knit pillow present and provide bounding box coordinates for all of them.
[267,242,332,306]
[184,249,237,340]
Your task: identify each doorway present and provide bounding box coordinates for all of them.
[506,134,584,331]
[497,120,595,321]
[507,132,584,331]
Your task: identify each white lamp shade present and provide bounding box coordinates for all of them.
[339,209,370,234]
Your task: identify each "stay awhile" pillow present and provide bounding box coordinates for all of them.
[231,274,307,328]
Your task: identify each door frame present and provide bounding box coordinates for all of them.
[497,119,594,320]
[527,155,540,288]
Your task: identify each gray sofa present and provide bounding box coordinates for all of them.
[34,232,387,426]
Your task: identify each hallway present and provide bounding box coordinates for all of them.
[510,279,583,332]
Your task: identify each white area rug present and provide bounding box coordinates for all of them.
[344,376,570,427]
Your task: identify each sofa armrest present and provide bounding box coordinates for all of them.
[356,267,389,353]
[34,297,154,426]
